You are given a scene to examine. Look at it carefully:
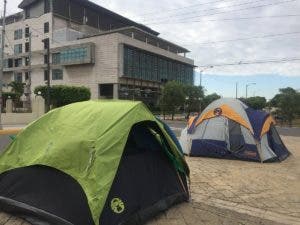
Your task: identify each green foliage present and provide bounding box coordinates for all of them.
[159,81,185,120]
[34,85,91,108]
[2,92,19,101]
[241,96,267,110]
[183,85,205,113]
[270,87,300,126]
[203,93,221,109]
[8,81,25,97]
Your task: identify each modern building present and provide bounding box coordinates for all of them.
[1,0,194,106]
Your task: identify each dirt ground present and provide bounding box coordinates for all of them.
[1,136,299,225]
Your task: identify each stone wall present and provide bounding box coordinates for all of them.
[2,96,45,126]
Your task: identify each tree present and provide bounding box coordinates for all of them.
[159,81,185,120]
[8,81,25,97]
[183,85,204,115]
[203,93,221,109]
[242,96,267,110]
[270,87,300,126]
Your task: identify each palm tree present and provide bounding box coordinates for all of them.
[8,81,25,97]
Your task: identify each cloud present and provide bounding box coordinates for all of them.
[5,0,300,76]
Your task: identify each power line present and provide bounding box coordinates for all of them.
[139,0,240,17]
[143,0,270,23]
[144,0,298,25]
[30,26,63,44]
[200,57,300,67]
[181,31,300,46]
[147,14,300,25]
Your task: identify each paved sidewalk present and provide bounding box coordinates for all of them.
[1,137,299,225]
[148,136,300,225]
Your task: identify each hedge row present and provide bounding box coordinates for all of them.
[34,85,91,108]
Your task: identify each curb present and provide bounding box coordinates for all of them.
[0,129,22,135]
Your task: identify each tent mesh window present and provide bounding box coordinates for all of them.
[228,120,245,153]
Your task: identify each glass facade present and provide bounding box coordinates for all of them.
[60,47,88,64]
[52,47,88,65]
[123,45,193,84]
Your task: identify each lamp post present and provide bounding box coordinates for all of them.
[246,83,256,99]
[199,66,213,87]
[185,96,189,119]
[198,97,203,114]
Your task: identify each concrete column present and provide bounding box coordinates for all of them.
[5,99,13,113]
[113,84,119,99]
[118,43,124,77]
[32,96,45,117]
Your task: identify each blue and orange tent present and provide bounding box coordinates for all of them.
[180,98,290,162]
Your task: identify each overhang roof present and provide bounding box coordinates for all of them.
[82,26,190,54]
[18,0,159,36]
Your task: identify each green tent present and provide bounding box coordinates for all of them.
[0,100,189,225]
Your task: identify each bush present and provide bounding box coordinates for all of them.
[2,92,19,102]
[34,85,91,108]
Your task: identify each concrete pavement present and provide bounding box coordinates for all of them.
[147,136,300,225]
[0,122,299,225]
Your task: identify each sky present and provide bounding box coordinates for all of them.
[3,0,300,99]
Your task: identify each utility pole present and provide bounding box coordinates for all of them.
[235,82,238,99]
[0,0,7,130]
[246,83,256,99]
[24,32,32,110]
[199,66,213,87]
[42,38,51,112]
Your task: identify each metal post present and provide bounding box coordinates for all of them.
[246,83,256,99]
[43,38,51,112]
[200,71,202,87]
[0,0,7,130]
[27,32,32,110]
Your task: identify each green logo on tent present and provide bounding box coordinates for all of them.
[111,198,125,214]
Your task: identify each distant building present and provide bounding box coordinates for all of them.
[1,0,194,106]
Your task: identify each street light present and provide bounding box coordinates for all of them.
[199,66,213,87]
[246,83,256,99]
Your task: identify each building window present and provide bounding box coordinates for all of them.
[44,0,50,13]
[43,38,49,49]
[60,47,88,64]
[44,55,49,64]
[25,72,30,81]
[14,58,22,67]
[14,73,23,82]
[123,45,194,84]
[44,70,49,81]
[7,58,13,68]
[25,9,30,18]
[44,22,50,33]
[14,29,23,40]
[52,53,61,64]
[25,57,30,66]
[52,69,63,80]
[25,42,30,52]
[99,84,113,99]
[25,27,30,38]
[14,44,22,54]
